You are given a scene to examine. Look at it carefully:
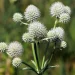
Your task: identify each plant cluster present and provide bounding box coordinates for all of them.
[0,2,71,75]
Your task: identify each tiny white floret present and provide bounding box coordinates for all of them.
[60,41,67,48]
[12,57,22,67]
[0,42,8,52]
[13,13,23,22]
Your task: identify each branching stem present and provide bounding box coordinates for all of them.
[32,42,40,72]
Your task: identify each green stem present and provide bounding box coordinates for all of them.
[41,49,55,74]
[41,56,45,69]
[36,42,40,70]
[41,41,50,69]
[32,43,40,72]
[54,19,58,28]
[22,62,37,74]
[48,52,54,64]
[20,21,29,25]
[14,68,18,75]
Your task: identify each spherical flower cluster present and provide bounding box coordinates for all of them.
[12,57,22,67]
[59,13,70,23]
[50,2,71,23]
[60,41,67,48]
[24,5,40,22]
[28,21,47,40]
[47,27,65,40]
[7,41,23,58]
[22,33,34,42]
[64,6,71,15]
[50,2,64,17]
[13,13,23,22]
[0,42,8,52]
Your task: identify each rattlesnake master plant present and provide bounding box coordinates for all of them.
[0,1,71,75]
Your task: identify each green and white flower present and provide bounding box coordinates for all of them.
[64,6,71,15]
[28,21,47,40]
[50,2,65,17]
[0,42,8,52]
[13,13,23,22]
[60,41,67,48]
[22,33,34,42]
[59,13,70,23]
[24,5,40,22]
[47,27,65,40]
[7,41,23,58]
[12,57,22,67]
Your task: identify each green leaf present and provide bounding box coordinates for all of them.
[22,67,31,70]
[31,60,36,67]
[44,60,48,68]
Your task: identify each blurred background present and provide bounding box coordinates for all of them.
[0,0,75,75]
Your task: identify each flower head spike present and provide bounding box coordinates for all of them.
[22,33,34,43]
[24,5,40,22]
[47,27,65,41]
[59,13,70,23]
[64,6,71,15]
[0,42,8,52]
[50,2,65,17]
[7,41,23,58]
[28,21,47,40]
[12,57,22,67]
[13,13,23,22]
[60,41,67,48]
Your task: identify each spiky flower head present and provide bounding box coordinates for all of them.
[47,27,64,41]
[12,57,22,67]
[0,42,8,52]
[64,6,71,15]
[60,41,67,48]
[47,29,56,41]
[50,2,65,17]
[59,13,70,23]
[24,5,40,22]
[28,21,47,40]
[7,41,23,58]
[13,13,23,22]
[22,33,34,42]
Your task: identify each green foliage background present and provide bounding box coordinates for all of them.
[0,0,75,75]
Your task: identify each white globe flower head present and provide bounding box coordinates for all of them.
[64,6,71,15]
[60,41,67,48]
[22,33,34,42]
[12,57,22,67]
[50,2,65,17]
[47,29,57,41]
[24,5,40,22]
[0,42,8,52]
[55,27,65,40]
[59,13,70,23]
[28,21,47,40]
[13,13,23,22]
[47,27,65,40]
[7,41,23,58]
